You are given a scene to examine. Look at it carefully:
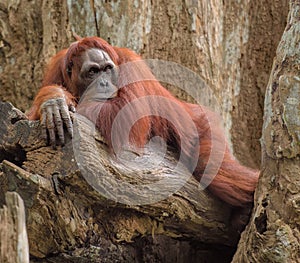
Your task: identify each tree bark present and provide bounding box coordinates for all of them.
[0,0,288,169]
[0,192,29,263]
[0,101,239,262]
[232,1,300,262]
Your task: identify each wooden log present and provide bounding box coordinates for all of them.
[0,101,241,261]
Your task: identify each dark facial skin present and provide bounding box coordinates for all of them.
[75,48,119,99]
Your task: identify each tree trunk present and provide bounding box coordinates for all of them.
[0,0,288,168]
[233,1,300,262]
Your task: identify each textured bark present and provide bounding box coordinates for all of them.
[141,0,289,169]
[0,101,239,262]
[0,0,288,168]
[0,192,29,263]
[232,1,300,262]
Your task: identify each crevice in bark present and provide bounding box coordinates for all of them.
[0,144,26,167]
[254,210,268,234]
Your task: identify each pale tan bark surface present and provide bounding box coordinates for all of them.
[0,192,29,263]
[233,1,300,262]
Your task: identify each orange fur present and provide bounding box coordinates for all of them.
[28,37,259,207]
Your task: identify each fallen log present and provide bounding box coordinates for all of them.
[0,101,240,262]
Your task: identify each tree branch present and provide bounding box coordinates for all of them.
[0,101,239,260]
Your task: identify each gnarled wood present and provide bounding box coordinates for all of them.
[0,101,241,262]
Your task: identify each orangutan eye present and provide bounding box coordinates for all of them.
[103,64,113,72]
[88,66,100,75]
